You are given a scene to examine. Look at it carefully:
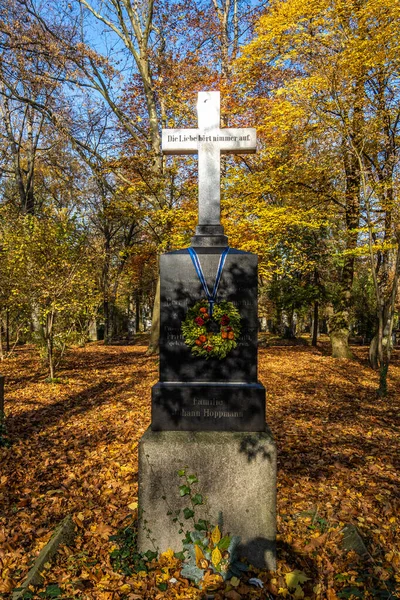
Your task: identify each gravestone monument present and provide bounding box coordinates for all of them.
[138,92,276,570]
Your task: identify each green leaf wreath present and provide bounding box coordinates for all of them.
[181,299,241,359]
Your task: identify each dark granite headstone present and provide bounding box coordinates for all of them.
[151,247,266,431]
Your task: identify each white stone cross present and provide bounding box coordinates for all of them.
[162,91,256,232]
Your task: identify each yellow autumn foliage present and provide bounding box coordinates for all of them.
[211,525,221,545]
[211,547,222,567]
[194,544,206,568]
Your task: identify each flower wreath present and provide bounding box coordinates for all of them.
[181,299,241,360]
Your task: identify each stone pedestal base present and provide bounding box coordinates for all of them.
[138,428,277,570]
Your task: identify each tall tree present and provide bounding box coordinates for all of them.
[237,0,400,359]
[0,3,64,215]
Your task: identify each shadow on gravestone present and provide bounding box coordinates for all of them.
[239,431,276,463]
[237,432,277,568]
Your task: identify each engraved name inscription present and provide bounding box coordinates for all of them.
[172,407,243,419]
[171,396,243,419]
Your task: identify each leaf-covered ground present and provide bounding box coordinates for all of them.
[0,340,399,599]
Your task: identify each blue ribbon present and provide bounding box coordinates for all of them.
[188,246,230,317]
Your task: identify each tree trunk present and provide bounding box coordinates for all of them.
[48,336,54,380]
[283,309,296,339]
[135,293,142,333]
[369,334,379,369]
[328,86,363,358]
[369,307,395,396]
[274,306,282,336]
[88,318,98,342]
[104,299,117,344]
[378,363,389,397]
[312,301,319,347]
[1,95,41,216]
[102,234,114,345]
[147,276,160,355]
[5,310,10,353]
[46,311,55,380]
[31,304,41,334]
[104,299,110,343]
[0,317,4,361]
[0,375,4,428]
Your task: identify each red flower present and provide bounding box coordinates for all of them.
[199,307,207,314]
[195,316,205,326]
[221,315,230,326]
[205,345,212,352]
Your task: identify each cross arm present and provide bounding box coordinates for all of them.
[162,129,199,155]
[219,128,257,154]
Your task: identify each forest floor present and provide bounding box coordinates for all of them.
[0,340,399,599]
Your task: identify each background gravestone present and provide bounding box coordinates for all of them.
[138,91,276,571]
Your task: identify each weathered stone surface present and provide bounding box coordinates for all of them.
[12,515,75,600]
[341,524,368,557]
[138,428,276,570]
[191,224,228,247]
